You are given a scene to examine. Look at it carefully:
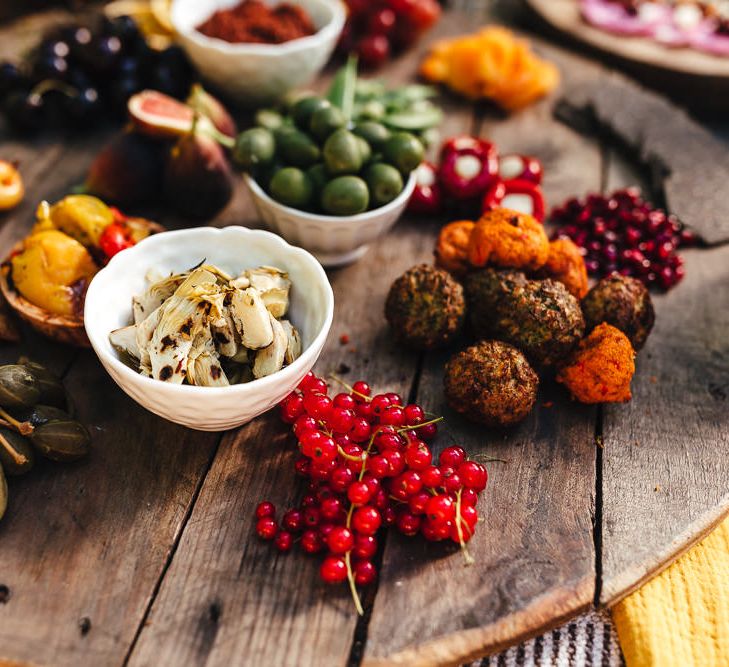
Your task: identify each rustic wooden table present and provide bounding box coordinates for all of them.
[0,4,728,667]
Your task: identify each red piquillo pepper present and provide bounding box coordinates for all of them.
[498,153,543,185]
[482,178,545,222]
[438,136,498,200]
[408,161,442,214]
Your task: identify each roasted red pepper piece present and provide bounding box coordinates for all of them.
[438,136,498,200]
[99,222,135,260]
[481,178,546,222]
[498,154,543,185]
[408,161,442,214]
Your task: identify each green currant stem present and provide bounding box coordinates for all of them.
[344,551,364,616]
[0,409,33,436]
[472,454,508,464]
[455,489,474,566]
[397,416,444,434]
[337,445,367,463]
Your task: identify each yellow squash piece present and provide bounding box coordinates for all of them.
[47,195,114,248]
[11,230,98,318]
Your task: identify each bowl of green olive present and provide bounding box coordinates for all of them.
[235,94,424,267]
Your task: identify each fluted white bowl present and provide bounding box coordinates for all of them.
[245,171,417,267]
[170,0,346,106]
[84,226,333,431]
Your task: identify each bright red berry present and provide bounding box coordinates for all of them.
[417,421,437,440]
[421,465,443,488]
[458,461,488,491]
[320,497,345,522]
[275,530,293,552]
[347,480,372,505]
[352,506,382,535]
[320,556,348,583]
[303,392,333,421]
[329,407,355,434]
[282,509,304,532]
[255,501,275,519]
[403,404,425,425]
[408,490,430,515]
[299,372,327,394]
[353,534,378,559]
[303,507,320,527]
[256,517,278,540]
[280,394,304,423]
[380,405,405,426]
[293,415,317,438]
[396,511,421,536]
[349,417,372,443]
[425,495,455,525]
[353,559,377,585]
[385,392,403,406]
[301,529,323,553]
[370,394,391,417]
[327,526,355,554]
[404,441,432,470]
[439,446,466,468]
[333,392,356,410]
[352,381,371,401]
[392,470,422,497]
[367,455,389,479]
[461,488,479,506]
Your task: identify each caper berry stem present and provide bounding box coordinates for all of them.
[0,408,33,435]
[0,431,27,466]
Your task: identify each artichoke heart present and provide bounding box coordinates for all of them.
[280,320,302,365]
[133,272,186,324]
[253,314,288,379]
[244,266,291,318]
[187,329,229,387]
[230,287,274,350]
[109,324,141,361]
[149,268,218,383]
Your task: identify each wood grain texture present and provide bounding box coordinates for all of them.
[361,35,604,664]
[524,0,729,116]
[555,73,729,245]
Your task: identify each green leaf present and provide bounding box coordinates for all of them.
[327,54,358,121]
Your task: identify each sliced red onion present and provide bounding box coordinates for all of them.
[580,0,668,36]
[690,26,729,55]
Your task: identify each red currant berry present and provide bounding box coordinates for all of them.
[353,534,377,560]
[341,443,366,471]
[320,497,345,522]
[256,517,278,540]
[370,394,391,417]
[294,456,310,477]
[450,522,474,543]
[458,461,488,491]
[421,465,443,488]
[333,392,356,410]
[326,526,355,554]
[293,415,317,439]
[282,509,304,532]
[385,392,403,406]
[375,431,402,450]
[319,522,335,539]
[299,372,327,394]
[380,405,405,427]
[329,407,355,434]
[352,506,382,535]
[351,381,371,401]
[373,488,389,510]
[355,401,373,419]
[382,506,396,526]
[255,501,275,519]
[368,7,396,35]
[315,485,333,502]
[302,494,318,508]
[349,417,372,443]
[383,450,405,477]
[367,455,389,479]
[310,459,336,481]
[320,555,348,583]
[301,529,323,554]
[363,475,381,494]
[301,432,337,462]
[444,472,463,494]
[303,392,333,421]
[417,421,437,440]
[280,394,304,423]
[458,504,479,531]
[275,530,293,552]
[408,491,430,515]
[303,507,320,527]
[425,495,455,525]
[330,466,355,493]
[393,470,423,497]
[403,404,425,425]
[439,446,467,468]
[396,511,421,536]
[353,559,377,586]
[422,518,452,541]
[404,441,432,470]
[461,488,479,507]
[347,480,372,505]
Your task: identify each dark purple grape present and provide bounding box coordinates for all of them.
[63,87,100,124]
[107,15,142,46]
[3,91,45,132]
[32,54,70,81]
[39,39,71,59]
[66,68,93,91]
[116,56,139,77]
[68,26,93,56]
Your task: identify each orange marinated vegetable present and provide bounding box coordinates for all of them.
[434,220,474,276]
[537,238,589,299]
[467,208,549,271]
[556,323,636,404]
[0,160,24,211]
[420,27,560,111]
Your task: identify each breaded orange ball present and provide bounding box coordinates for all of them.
[556,323,636,403]
[537,238,589,299]
[467,208,549,271]
[434,220,474,276]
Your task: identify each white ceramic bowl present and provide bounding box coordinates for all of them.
[245,171,417,267]
[170,0,346,106]
[84,226,334,431]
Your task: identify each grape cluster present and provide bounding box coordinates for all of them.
[0,15,193,134]
[551,188,697,291]
[255,371,487,613]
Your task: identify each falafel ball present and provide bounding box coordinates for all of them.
[385,264,466,350]
[537,238,589,299]
[581,274,655,350]
[465,269,585,367]
[557,323,636,403]
[444,340,539,427]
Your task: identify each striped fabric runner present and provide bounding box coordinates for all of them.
[471,611,625,666]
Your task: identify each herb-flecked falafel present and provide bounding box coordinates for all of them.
[465,269,585,367]
[581,274,655,350]
[385,264,466,350]
[444,340,539,427]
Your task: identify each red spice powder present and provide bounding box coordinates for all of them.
[197,0,316,44]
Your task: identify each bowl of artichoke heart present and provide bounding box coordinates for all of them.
[84,226,333,431]
[234,80,439,266]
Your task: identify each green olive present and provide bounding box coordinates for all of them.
[353,121,391,150]
[323,129,363,175]
[310,105,346,142]
[321,176,370,216]
[254,108,284,131]
[30,419,90,462]
[269,167,313,208]
[233,128,276,170]
[383,132,425,174]
[277,129,321,168]
[365,163,404,208]
[359,100,386,121]
[356,137,372,165]
[292,96,331,131]
[306,164,329,202]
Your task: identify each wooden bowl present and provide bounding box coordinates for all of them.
[0,219,165,348]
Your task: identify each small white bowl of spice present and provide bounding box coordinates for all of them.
[170,0,346,105]
[84,226,333,431]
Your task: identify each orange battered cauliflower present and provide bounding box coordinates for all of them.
[537,238,589,299]
[467,208,549,271]
[434,220,475,276]
[556,323,636,404]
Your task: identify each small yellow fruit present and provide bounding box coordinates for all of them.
[0,160,24,211]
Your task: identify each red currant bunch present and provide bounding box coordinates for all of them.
[254,372,489,614]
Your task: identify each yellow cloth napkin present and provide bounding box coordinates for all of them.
[613,517,729,666]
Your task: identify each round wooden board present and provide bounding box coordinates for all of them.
[525,0,729,114]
